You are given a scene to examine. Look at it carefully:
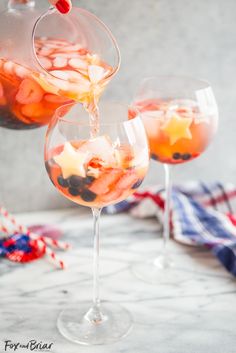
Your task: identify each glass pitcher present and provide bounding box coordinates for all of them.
[0,0,120,130]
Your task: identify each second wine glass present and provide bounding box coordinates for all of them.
[131,75,218,284]
[44,102,149,345]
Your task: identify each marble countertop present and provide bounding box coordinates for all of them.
[0,208,236,353]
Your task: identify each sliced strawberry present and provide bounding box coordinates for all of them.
[100,189,123,204]
[116,171,139,190]
[78,48,89,55]
[21,103,54,125]
[12,103,32,124]
[88,157,104,169]
[21,102,43,118]
[89,169,122,195]
[16,78,44,104]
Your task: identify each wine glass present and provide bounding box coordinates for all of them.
[130,75,218,283]
[44,102,149,345]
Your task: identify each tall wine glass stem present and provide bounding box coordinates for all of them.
[154,163,173,269]
[163,163,172,255]
[86,207,104,324]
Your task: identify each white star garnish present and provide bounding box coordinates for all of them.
[54,142,88,179]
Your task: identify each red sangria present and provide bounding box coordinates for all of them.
[46,138,147,208]
[134,98,218,164]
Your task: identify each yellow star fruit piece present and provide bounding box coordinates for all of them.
[54,142,88,179]
[161,114,193,145]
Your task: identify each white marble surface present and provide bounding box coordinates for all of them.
[0,208,236,353]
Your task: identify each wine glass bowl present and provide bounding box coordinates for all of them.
[44,102,149,345]
[132,76,218,165]
[45,102,148,209]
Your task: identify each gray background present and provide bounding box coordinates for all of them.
[0,0,235,212]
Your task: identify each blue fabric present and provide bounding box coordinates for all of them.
[105,182,236,277]
[0,234,32,257]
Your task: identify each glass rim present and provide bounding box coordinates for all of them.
[31,7,121,82]
[137,74,211,88]
[56,102,140,127]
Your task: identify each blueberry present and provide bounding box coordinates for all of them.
[182,153,192,161]
[68,187,80,196]
[151,153,159,161]
[173,153,181,160]
[80,189,97,202]
[68,175,84,188]
[57,176,69,188]
[84,175,95,185]
[132,179,144,189]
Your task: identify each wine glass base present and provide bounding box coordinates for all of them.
[153,254,174,269]
[131,256,190,285]
[57,301,133,345]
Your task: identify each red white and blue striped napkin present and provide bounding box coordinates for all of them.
[105,182,236,276]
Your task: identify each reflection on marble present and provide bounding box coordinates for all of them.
[0,208,236,353]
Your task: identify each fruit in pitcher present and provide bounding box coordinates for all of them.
[0,37,113,129]
[16,78,44,104]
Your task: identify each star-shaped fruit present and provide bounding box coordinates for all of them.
[54,142,88,179]
[161,114,192,145]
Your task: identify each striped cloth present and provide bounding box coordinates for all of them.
[105,182,236,276]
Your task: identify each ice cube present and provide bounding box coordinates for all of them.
[87,54,100,65]
[14,65,31,79]
[3,61,15,75]
[142,110,165,119]
[69,58,88,70]
[39,57,52,70]
[34,74,60,95]
[78,135,116,165]
[169,99,197,112]
[62,44,83,52]
[53,57,68,68]
[50,52,82,59]
[47,76,70,92]
[50,70,70,80]
[64,70,87,83]
[88,65,106,84]
[38,47,54,56]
